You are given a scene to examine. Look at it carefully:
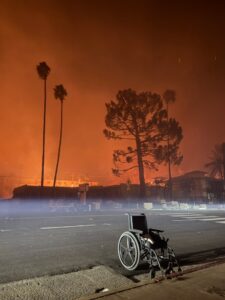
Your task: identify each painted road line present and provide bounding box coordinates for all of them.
[216,221,225,224]
[182,216,217,219]
[0,229,12,232]
[199,218,225,221]
[170,215,202,218]
[102,223,111,226]
[40,224,96,230]
[168,213,201,215]
[172,219,193,222]
[169,214,202,217]
[172,217,225,222]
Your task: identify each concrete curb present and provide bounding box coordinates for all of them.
[79,258,225,300]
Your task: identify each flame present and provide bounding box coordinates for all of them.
[0,176,99,198]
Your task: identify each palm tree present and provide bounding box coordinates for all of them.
[53,84,68,187]
[36,62,50,187]
[163,89,176,201]
[205,143,225,181]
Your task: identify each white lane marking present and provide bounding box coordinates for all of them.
[170,212,202,216]
[169,212,202,214]
[172,216,225,223]
[0,229,12,232]
[168,212,201,215]
[40,224,96,230]
[182,216,217,219]
[169,214,202,217]
[172,219,192,222]
[102,223,111,226]
[199,218,225,221]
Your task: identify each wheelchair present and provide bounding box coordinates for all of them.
[117,213,181,278]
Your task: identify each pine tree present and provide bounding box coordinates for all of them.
[104,88,179,199]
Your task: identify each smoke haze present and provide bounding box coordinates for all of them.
[1,0,225,187]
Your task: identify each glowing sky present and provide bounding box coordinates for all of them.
[1,0,225,185]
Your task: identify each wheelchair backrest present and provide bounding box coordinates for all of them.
[128,213,148,235]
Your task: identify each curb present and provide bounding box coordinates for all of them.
[79,258,225,300]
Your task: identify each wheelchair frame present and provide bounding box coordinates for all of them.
[117,213,181,278]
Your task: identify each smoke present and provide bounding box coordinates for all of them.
[0,0,225,189]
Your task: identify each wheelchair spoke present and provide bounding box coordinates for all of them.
[128,251,135,263]
[120,244,127,250]
[126,237,133,250]
[118,231,140,271]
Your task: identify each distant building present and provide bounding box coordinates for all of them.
[10,171,225,204]
[0,176,98,199]
[171,170,224,203]
[12,183,141,201]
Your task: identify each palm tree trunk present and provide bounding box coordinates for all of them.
[41,79,47,187]
[53,101,63,187]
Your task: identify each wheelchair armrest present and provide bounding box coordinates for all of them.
[149,228,164,233]
[129,229,143,235]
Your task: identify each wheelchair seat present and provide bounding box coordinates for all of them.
[127,213,166,249]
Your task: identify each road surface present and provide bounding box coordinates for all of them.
[0,208,225,283]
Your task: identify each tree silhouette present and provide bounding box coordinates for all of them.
[53,84,68,187]
[104,89,170,199]
[205,142,225,181]
[36,62,50,187]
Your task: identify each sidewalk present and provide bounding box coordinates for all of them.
[0,261,224,299]
[82,262,225,300]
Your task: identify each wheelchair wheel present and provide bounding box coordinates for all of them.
[117,231,140,271]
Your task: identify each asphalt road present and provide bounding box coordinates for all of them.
[0,208,225,283]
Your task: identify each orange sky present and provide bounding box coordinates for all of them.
[0,0,225,186]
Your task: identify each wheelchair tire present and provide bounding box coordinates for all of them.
[117,231,140,271]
